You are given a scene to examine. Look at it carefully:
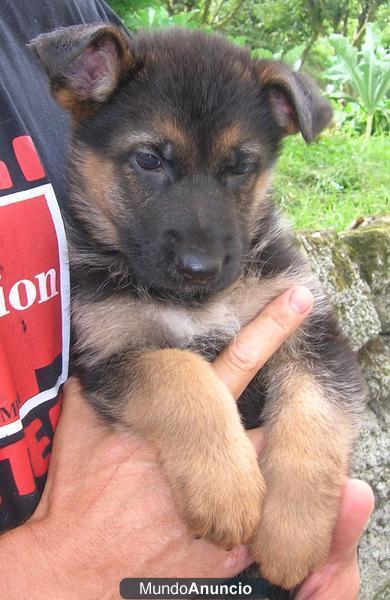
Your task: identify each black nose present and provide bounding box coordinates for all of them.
[175,249,222,283]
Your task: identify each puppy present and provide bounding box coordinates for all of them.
[31,25,365,590]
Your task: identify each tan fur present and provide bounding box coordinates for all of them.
[80,151,120,216]
[52,88,103,120]
[249,169,273,224]
[212,128,266,175]
[71,149,126,248]
[117,348,265,546]
[253,169,272,203]
[152,118,192,154]
[250,372,353,588]
[52,86,79,112]
[215,123,243,155]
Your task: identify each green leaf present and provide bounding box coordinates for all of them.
[171,10,200,26]
[230,35,248,47]
[251,48,273,59]
[282,44,305,70]
[328,28,390,133]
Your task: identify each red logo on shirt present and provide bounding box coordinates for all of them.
[0,184,69,502]
[0,135,45,191]
[0,187,69,413]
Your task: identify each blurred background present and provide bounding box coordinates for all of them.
[107,2,389,598]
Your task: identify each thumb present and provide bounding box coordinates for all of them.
[213,286,314,399]
[294,480,374,600]
[328,479,374,563]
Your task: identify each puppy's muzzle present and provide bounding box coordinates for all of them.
[174,246,223,284]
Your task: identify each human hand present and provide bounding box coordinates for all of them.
[26,287,314,597]
[0,286,371,599]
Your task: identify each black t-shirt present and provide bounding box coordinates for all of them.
[0,0,122,532]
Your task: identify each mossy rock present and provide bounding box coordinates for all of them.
[342,218,390,333]
[358,336,390,409]
[298,230,382,351]
[298,217,390,600]
[373,583,390,600]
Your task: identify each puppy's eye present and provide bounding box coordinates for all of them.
[226,162,251,177]
[135,152,161,171]
[232,163,251,175]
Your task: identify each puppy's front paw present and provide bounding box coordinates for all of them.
[250,491,337,589]
[168,437,265,548]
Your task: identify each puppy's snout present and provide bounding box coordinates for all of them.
[163,229,235,289]
[175,247,222,283]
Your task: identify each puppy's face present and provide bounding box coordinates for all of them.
[31,26,331,298]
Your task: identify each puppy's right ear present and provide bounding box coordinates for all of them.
[29,24,135,116]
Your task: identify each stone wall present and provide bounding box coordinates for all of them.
[298,216,389,599]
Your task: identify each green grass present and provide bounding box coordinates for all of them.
[273,133,390,232]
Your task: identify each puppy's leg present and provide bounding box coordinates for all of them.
[250,358,358,589]
[85,348,265,548]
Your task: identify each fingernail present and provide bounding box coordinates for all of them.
[289,286,313,313]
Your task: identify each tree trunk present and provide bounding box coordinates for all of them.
[353,0,382,48]
[214,0,246,29]
[300,31,319,67]
[202,0,212,23]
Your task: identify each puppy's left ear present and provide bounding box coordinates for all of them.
[256,60,332,142]
[29,24,135,116]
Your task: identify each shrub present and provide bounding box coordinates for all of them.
[326,24,390,139]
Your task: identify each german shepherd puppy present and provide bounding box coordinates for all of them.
[31,25,365,590]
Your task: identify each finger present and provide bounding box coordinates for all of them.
[329,479,374,563]
[213,286,314,399]
[294,480,374,600]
